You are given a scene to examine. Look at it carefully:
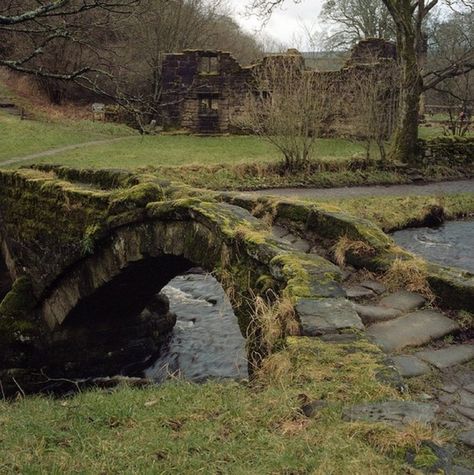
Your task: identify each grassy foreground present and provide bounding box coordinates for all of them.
[0,338,442,474]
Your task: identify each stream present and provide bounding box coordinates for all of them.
[391,219,474,273]
[145,272,248,382]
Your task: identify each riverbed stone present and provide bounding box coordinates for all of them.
[359,280,386,294]
[416,345,474,369]
[458,429,474,448]
[343,285,375,299]
[296,298,364,336]
[343,401,439,427]
[353,303,402,324]
[366,310,460,353]
[379,291,426,312]
[391,355,431,377]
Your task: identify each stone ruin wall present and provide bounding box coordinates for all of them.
[160,38,398,135]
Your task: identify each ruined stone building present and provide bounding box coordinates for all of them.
[160,39,398,135]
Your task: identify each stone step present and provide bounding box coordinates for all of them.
[416,345,474,369]
[343,285,375,299]
[366,310,460,353]
[379,290,426,312]
[359,280,386,294]
[354,303,402,324]
[296,297,364,336]
[343,401,439,427]
[391,355,431,377]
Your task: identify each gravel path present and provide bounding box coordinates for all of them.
[250,179,474,199]
[0,136,134,167]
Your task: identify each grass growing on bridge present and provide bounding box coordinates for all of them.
[0,338,435,474]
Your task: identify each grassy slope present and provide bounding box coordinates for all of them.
[0,338,430,474]
[0,113,135,161]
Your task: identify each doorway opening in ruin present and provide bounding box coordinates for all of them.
[198,93,220,133]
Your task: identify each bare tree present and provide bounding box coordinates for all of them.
[236,53,335,171]
[250,0,473,165]
[0,0,138,79]
[320,0,395,49]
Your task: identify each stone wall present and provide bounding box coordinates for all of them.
[160,50,253,134]
[417,136,474,167]
[160,39,398,135]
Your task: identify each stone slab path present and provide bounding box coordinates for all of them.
[366,310,460,352]
[275,219,474,461]
[251,179,474,200]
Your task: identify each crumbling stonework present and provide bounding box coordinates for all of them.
[160,38,398,135]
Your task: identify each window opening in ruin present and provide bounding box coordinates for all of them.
[199,96,219,114]
[199,56,219,75]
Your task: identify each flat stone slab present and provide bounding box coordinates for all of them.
[359,280,386,294]
[379,291,425,312]
[296,298,364,336]
[366,310,459,353]
[392,355,431,378]
[416,345,474,369]
[459,429,474,448]
[344,285,375,299]
[343,401,439,427]
[354,303,402,324]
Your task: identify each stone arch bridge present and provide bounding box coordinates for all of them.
[0,165,472,393]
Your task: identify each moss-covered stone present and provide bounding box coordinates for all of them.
[0,277,37,345]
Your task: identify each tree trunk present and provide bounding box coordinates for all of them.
[389,32,423,164]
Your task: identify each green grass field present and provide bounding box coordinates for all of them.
[0,113,134,162]
[1,112,364,169]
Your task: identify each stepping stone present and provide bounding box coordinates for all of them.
[391,355,431,378]
[359,280,386,294]
[296,298,364,336]
[343,401,439,428]
[416,345,474,369]
[458,429,474,448]
[344,285,375,299]
[366,310,459,353]
[354,303,402,324]
[379,291,425,312]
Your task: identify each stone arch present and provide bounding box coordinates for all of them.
[36,204,290,379]
[41,216,266,332]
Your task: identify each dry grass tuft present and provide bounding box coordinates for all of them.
[247,293,300,376]
[255,352,293,386]
[333,235,375,267]
[348,421,449,456]
[382,257,435,301]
